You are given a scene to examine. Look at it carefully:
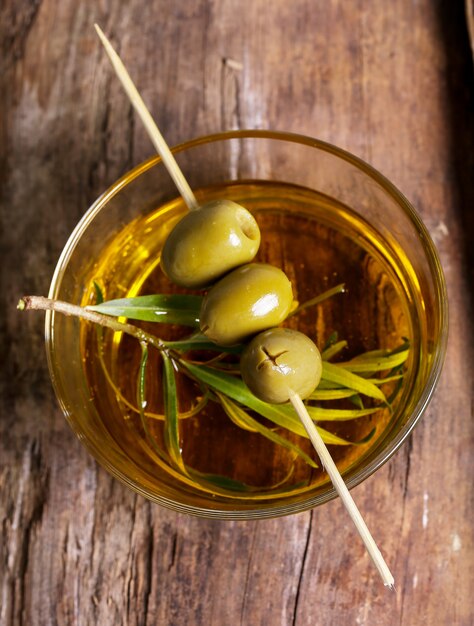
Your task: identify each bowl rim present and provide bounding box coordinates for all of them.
[46,129,448,518]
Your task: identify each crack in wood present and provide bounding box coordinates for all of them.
[291,511,313,626]
[126,102,135,175]
[220,56,243,132]
[238,525,257,626]
[143,503,154,626]
[397,532,414,626]
[168,531,178,571]
[2,438,49,626]
[125,494,138,623]
[402,435,413,500]
[220,56,244,181]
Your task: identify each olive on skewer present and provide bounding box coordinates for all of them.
[161,199,261,288]
[199,263,293,345]
[240,328,322,404]
[94,24,394,588]
[94,25,261,290]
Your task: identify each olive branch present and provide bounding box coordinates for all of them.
[18,284,409,488]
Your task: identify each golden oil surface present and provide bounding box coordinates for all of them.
[80,181,418,502]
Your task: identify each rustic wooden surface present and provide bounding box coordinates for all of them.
[1,1,473,625]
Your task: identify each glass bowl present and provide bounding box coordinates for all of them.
[46,130,447,519]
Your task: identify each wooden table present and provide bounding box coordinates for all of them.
[2,2,473,624]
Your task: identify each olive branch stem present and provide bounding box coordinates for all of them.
[17,295,167,352]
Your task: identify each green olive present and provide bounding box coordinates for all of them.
[199,263,293,346]
[240,328,322,404]
[161,199,261,288]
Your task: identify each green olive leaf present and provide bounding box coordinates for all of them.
[337,349,409,373]
[218,394,319,468]
[290,283,345,316]
[305,404,377,421]
[220,394,259,432]
[349,394,364,410]
[136,342,168,462]
[321,361,387,401]
[309,388,359,401]
[314,379,345,390]
[354,427,376,445]
[321,340,348,361]
[93,281,105,304]
[162,353,186,472]
[137,342,148,415]
[316,372,403,391]
[386,374,405,405]
[187,470,255,492]
[87,294,203,326]
[186,466,302,494]
[323,331,339,351]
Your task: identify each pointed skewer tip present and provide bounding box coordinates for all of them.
[93,22,199,212]
[288,388,394,588]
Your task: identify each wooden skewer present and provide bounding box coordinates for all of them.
[94,24,200,212]
[288,389,395,589]
[95,23,393,589]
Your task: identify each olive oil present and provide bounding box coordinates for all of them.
[80,181,417,506]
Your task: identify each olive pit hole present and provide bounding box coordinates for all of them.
[237,212,260,241]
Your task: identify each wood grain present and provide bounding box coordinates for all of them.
[1,1,473,625]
